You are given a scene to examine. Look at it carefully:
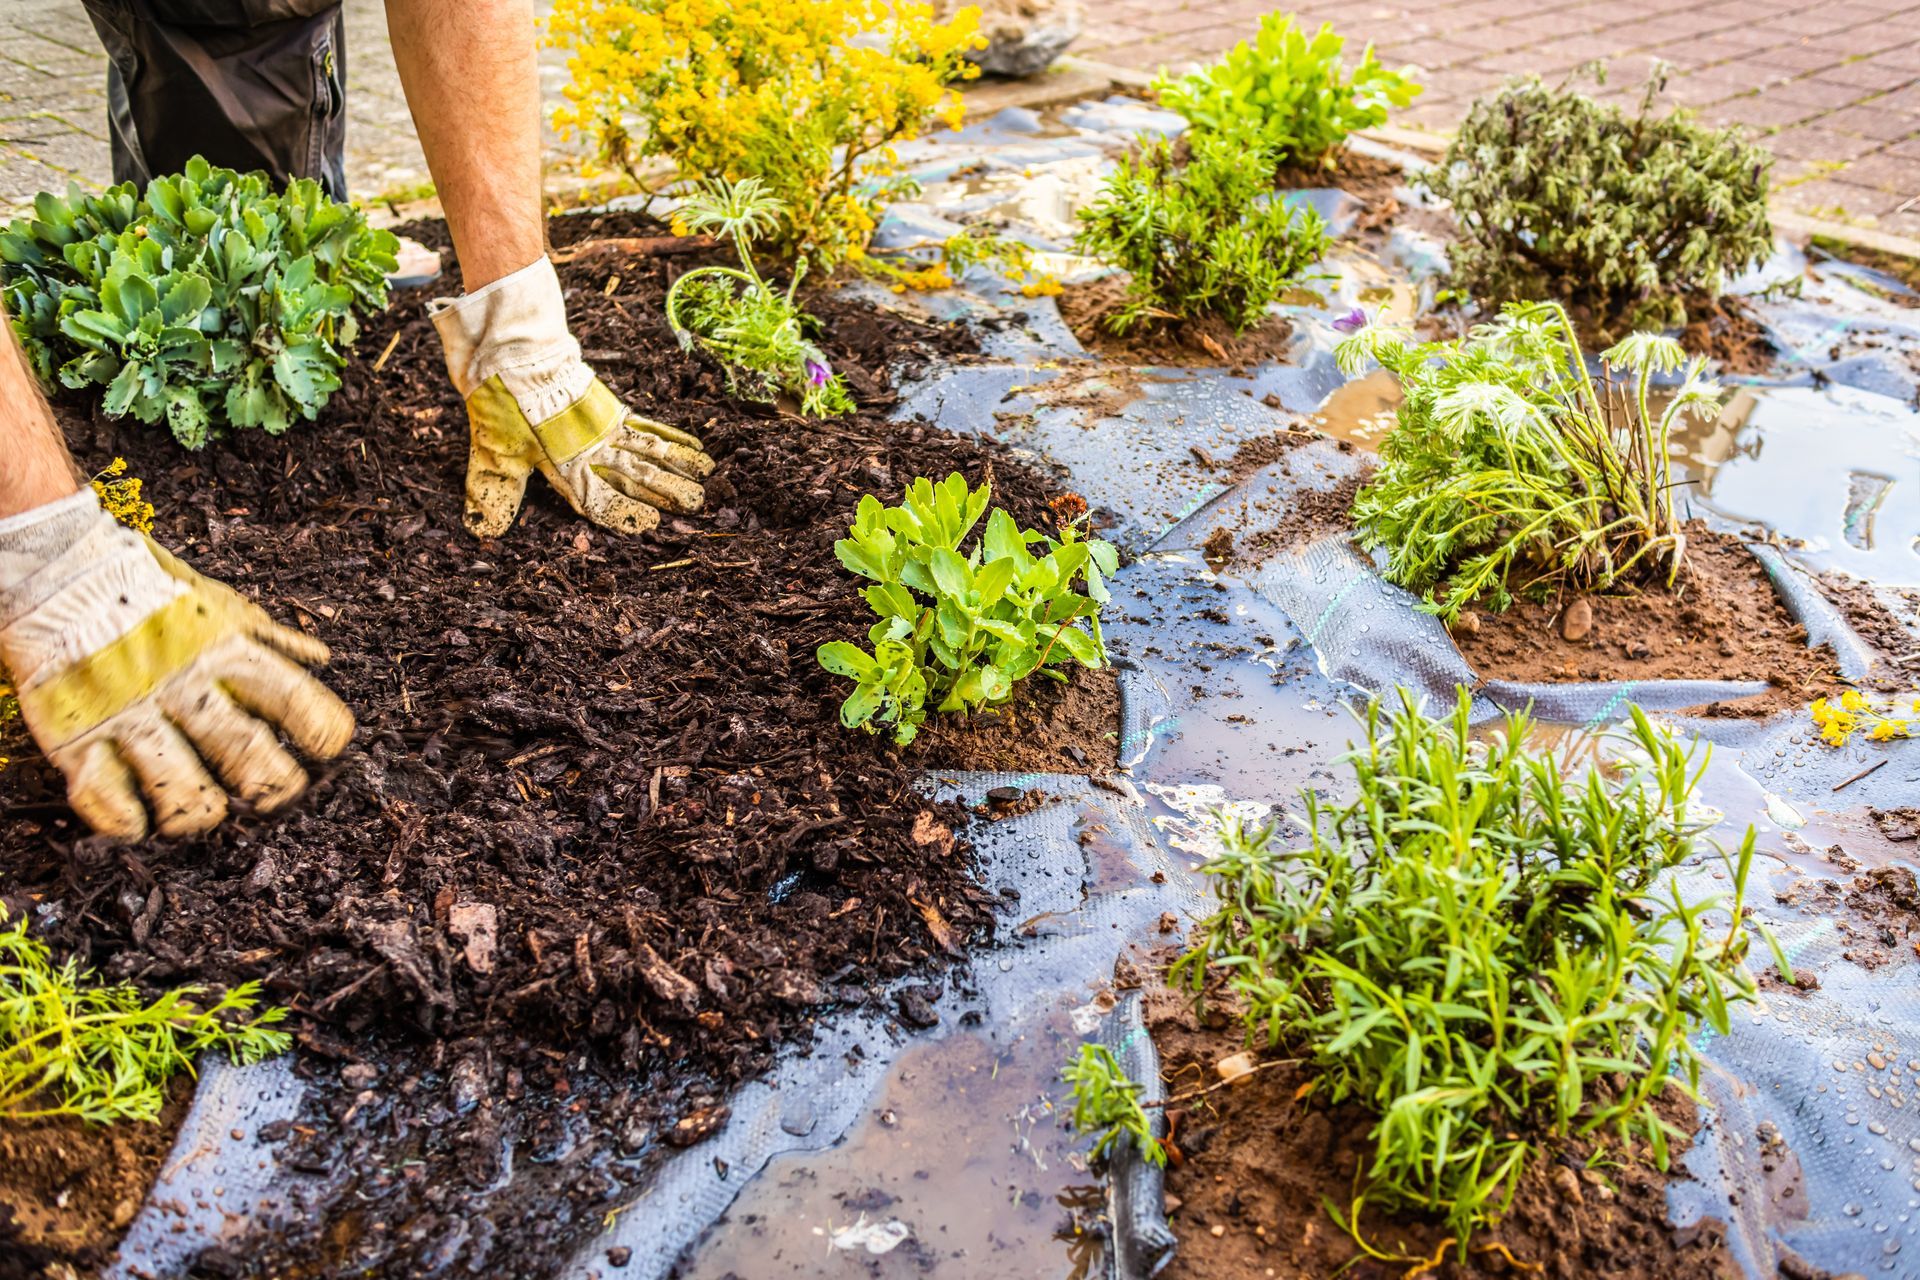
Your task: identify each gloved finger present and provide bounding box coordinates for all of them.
[594,449,707,514]
[56,736,149,842]
[162,682,308,812]
[114,709,229,838]
[243,614,332,668]
[620,412,712,461]
[465,454,534,539]
[215,643,356,760]
[574,467,664,535]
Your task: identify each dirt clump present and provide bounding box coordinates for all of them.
[0,211,1115,1277]
[0,1086,188,1277]
[1873,807,1920,843]
[1141,978,1738,1280]
[1057,275,1296,370]
[1775,865,1920,970]
[1449,526,1840,716]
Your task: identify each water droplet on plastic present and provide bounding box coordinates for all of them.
[1872,1121,1890,1135]
[1847,1203,1866,1217]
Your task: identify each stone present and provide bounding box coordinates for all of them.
[1214,1051,1257,1084]
[447,902,498,975]
[939,0,1082,78]
[1560,597,1594,642]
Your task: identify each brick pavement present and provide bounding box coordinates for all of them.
[0,0,1916,237]
[1080,0,1920,237]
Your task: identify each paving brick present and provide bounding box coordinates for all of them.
[1773,174,1899,215]
[1766,75,1878,110]
[1812,58,1920,92]
[1764,124,1892,160]
[1743,42,1851,75]
[1706,91,1831,129]
[1820,101,1920,138]
[1833,148,1920,192]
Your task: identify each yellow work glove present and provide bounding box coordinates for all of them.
[0,489,353,840]
[429,256,715,538]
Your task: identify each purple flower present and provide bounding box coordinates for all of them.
[805,359,831,387]
[1332,306,1369,335]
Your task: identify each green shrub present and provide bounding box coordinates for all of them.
[1422,73,1772,326]
[0,157,398,448]
[1172,689,1774,1248]
[817,473,1116,744]
[1073,128,1330,334]
[0,907,289,1123]
[1338,302,1723,621]
[1154,14,1420,169]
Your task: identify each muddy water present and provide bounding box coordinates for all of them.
[676,1015,1100,1279]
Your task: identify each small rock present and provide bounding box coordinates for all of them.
[939,0,1081,77]
[1214,1051,1256,1085]
[666,1104,730,1148]
[1452,610,1480,636]
[1157,910,1179,934]
[1163,1193,1184,1215]
[1209,1223,1227,1238]
[1560,597,1594,643]
[341,1063,378,1089]
[1261,392,1284,409]
[896,986,940,1029]
[1549,1162,1584,1205]
[607,1247,632,1267]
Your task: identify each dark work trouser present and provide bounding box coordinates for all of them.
[80,0,348,200]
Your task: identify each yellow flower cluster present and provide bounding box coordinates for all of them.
[91,458,154,535]
[547,0,985,268]
[1809,689,1919,746]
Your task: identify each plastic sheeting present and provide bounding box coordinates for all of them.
[102,96,1920,1279]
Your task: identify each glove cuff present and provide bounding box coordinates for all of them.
[0,487,109,604]
[429,256,595,422]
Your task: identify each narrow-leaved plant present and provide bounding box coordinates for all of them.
[1171,689,1778,1251]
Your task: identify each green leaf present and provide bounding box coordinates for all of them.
[817,641,877,680]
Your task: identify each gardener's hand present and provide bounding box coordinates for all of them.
[0,490,353,840]
[430,256,714,538]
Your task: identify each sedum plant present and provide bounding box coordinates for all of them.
[1338,301,1723,621]
[0,158,397,447]
[665,178,853,417]
[1423,71,1772,327]
[1154,14,1420,170]
[548,0,984,269]
[1074,127,1330,334]
[818,473,1117,744]
[1173,689,1771,1249]
[1,907,290,1123]
[1063,1043,1164,1167]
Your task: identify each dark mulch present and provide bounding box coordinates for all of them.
[0,212,1113,1277]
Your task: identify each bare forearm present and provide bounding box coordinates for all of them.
[385,0,546,290]
[0,313,82,517]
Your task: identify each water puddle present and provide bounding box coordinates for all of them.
[674,1018,1098,1280]
[1684,386,1920,585]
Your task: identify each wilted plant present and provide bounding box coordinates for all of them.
[1423,70,1772,327]
[665,178,853,417]
[1154,14,1420,169]
[1074,127,1330,334]
[1172,690,1774,1250]
[818,473,1117,744]
[1,907,290,1123]
[548,0,984,268]
[1063,1043,1165,1167]
[1338,301,1724,621]
[0,158,397,447]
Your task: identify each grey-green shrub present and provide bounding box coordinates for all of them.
[1422,73,1773,327]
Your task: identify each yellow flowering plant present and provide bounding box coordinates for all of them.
[1809,690,1918,747]
[548,0,985,268]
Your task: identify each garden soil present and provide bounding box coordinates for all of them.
[1138,976,1741,1280]
[0,1086,189,1277]
[0,212,1119,1278]
[1057,275,1298,370]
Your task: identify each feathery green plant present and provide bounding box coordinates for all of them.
[1073,126,1329,334]
[1423,69,1772,327]
[1171,689,1773,1251]
[0,908,290,1124]
[1338,301,1724,621]
[665,177,853,417]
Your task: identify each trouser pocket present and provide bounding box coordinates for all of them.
[79,0,348,198]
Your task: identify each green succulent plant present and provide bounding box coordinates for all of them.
[0,156,398,447]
